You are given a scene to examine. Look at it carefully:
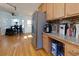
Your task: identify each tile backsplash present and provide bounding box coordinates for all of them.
[48,16,79,38]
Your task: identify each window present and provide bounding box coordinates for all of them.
[26,20,32,33]
[22,20,24,28]
[12,19,19,26]
[27,20,32,25]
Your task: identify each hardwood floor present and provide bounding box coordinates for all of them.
[0,34,51,56]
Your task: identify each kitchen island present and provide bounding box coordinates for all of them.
[43,32,79,56]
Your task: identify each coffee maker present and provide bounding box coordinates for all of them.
[43,23,52,33]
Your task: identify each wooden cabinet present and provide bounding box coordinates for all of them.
[38,3,65,20]
[47,3,54,20]
[65,43,79,56]
[38,3,79,21]
[38,4,47,13]
[66,3,79,16]
[38,5,42,12]
[43,34,50,53]
[54,3,65,19]
[41,3,47,13]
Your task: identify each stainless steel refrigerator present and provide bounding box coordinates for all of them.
[32,11,46,49]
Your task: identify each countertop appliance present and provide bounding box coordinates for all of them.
[59,23,68,36]
[43,23,52,33]
[76,24,79,39]
[32,11,46,49]
[52,24,59,33]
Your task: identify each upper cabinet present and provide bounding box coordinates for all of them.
[41,3,47,13]
[38,4,42,12]
[38,3,79,21]
[54,3,65,19]
[66,3,79,16]
[38,3,47,13]
[47,3,54,20]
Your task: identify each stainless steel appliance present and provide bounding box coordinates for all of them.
[32,11,46,49]
[59,23,68,36]
[75,24,79,39]
[43,23,52,33]
[52,24,59,33]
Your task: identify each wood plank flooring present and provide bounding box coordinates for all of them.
[0,34,51,56]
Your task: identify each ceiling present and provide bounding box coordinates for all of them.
[9,3,40,16]
[0,3,40,16]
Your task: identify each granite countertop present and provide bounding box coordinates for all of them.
[44,32,79,46]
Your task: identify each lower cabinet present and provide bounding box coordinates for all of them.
[43,33,79,56]
[65,43,79,56]
[43,34,51,54]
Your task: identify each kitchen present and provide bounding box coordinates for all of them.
[32,3,79,56]
[0,3,79,56]
[0,0,79,59]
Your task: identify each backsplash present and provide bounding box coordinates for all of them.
[47,15,79,39]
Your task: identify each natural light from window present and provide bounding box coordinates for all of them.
[27,20,32,25]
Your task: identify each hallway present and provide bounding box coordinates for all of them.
[0,34,51,56]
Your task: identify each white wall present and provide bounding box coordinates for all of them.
[12,15,32,34]
[24,16,32,33]
[0,11,32,35]
[0,11,12,35]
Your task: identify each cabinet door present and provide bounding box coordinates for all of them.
[43,34,50,53]
[47,3,54,20]
[38,5,42,12]
[65,43,79,56]
[66,3,79,16]
[54,3,65,19]
[38,4,47,13]
[42,3,47,13]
